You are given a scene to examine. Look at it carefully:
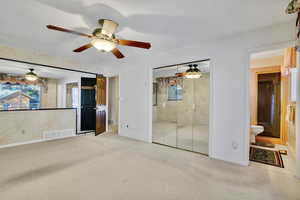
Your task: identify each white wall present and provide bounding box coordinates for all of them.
[119,65,151,142]
[118,21,297,166]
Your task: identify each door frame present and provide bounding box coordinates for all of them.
[250,65,289,144]
[106,76,120,134]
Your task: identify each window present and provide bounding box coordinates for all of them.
[0,83,41,110]
[168,80,183,101]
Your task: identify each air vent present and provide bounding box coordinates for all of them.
[43,129,75,140]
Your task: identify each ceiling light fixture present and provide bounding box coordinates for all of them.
[185,64,202,79]
[91,38,116,52]
[25,68,38,81]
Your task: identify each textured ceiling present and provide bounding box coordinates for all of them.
[0,0,295,71]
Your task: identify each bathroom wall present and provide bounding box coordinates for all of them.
[0,109,76,146]
[154,73,210,126]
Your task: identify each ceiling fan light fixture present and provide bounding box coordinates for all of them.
[25,68,38,81]
[185,64,202,79]
[46,19,151,59]
[91,38,116,52]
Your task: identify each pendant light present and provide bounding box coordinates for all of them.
[25,68,38,81]
[185,64,202,79]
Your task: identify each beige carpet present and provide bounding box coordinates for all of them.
[0,133,300,200]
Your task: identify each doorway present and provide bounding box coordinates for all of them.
[251,67,284,144]
[258,72,281,138]
[80,76,107,135]
[249,47,297,173]
[107,76,119,134]
[80,77,96,132]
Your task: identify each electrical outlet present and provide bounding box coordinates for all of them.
[232,141,238,150]
[21,130,25,134]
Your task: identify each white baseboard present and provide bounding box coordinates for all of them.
[0,134,77,149]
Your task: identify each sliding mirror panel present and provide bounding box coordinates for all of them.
[152,60,210,155]
[176,67,194,151]
[153,66,178,147]
[192,62,210,154]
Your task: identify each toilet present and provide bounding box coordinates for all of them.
[250,125,264,144]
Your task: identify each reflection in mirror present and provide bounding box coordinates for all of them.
[0,58,100,147]
[0,59,96,111]
[66,83,79,108]
[152,60,210,155]
[152,66,178,147]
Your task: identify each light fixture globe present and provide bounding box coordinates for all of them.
[91,38,116,52]
[185,64,202,79]
[25,68,38,81]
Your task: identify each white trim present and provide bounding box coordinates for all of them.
[0,135,77,149]
[244,53,251,166]
[118,74,122,136]
[208,59,214,157]
[148,66,153,143]
[106,76,109,132]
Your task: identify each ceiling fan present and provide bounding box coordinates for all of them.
[46,19,151,59]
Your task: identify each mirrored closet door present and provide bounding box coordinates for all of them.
[152,60,210,155]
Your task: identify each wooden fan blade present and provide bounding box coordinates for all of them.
[73,43,93,52]
[111,48,125,59]
[117,39,151,49]
[47,25,92,38]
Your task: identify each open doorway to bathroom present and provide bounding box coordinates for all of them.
[107,76,119,134]
[249,47,297,172]
[152,59,210,155]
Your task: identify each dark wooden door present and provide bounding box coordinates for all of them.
[81,78,96,131]
[95,75,106,135]
[257,73,281,138]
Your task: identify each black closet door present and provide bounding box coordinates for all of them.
[81,78,96,131]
